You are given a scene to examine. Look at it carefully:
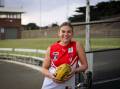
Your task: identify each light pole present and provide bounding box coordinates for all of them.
[85,0,93,73]
[85,0,91,52]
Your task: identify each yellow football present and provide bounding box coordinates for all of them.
[54,64,71,81]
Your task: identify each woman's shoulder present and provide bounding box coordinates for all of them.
[50,41,59,47]
[49,41,61,50]
[71,40,82,45]
[71,40,84,49]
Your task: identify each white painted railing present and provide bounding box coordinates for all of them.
[0,48,13,51]
[14,48,46,54]
[0,48,46,66]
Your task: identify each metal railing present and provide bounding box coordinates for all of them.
[0,48,46,66]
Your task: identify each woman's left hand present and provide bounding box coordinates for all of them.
[62,70,75,82]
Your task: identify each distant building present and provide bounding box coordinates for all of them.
[0,0,24,39]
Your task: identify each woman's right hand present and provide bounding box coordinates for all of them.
[51,74,64,83]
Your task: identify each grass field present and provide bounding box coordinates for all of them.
[0,37,119,58]
[0,37,120,50]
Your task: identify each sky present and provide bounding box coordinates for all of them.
[4,0,110,26]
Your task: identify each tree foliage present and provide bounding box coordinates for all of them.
[68,0,120,22]
[26,23,39,30]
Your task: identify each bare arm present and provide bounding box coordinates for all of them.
[41,46,53,79]
[74,41,88,73]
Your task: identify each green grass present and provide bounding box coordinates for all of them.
[0,38,58,49]
[90,38,120,50]
[0,37,120,50]
[0,37,120,58]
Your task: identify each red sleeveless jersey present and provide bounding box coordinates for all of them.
[50,41,79,67]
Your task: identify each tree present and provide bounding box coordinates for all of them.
[26,23,39,30]
[68,0,120,22]
[51,23,58,27]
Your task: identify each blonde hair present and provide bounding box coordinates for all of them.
[59,22,73,32]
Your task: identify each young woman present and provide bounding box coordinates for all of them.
[41,22,88,89]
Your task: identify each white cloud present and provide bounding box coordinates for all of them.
[5,0,110,26]
[22,2,81,26]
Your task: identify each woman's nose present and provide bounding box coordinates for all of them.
[64,32,68,35]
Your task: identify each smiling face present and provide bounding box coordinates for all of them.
[58,25,73,45]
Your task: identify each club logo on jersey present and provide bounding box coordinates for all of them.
[53,52,59,60]
[68,47,73,53]
[68,47,73,62]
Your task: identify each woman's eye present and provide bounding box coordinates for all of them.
[62,31,65,33]
[61,30,72,34]
[68,31,71,33]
